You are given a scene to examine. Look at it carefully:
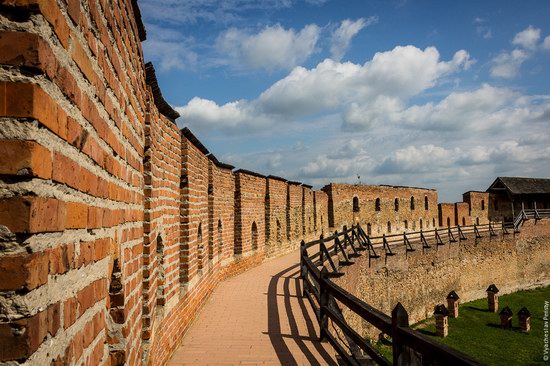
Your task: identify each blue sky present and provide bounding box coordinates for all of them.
[140,0,550,202]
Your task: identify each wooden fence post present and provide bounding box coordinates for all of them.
[319,267,329,342]
[300,240,307,297]
[392,303,421,366]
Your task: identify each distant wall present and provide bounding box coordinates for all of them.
[323,183,439,234]
[335,219,550,338]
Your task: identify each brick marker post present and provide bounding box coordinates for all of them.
[486,284,499,313]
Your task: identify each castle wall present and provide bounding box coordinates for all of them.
[208,158,235,265]
[288,182,303,242]
[303,185,315,239]
[335,219,550,338]
[463,191,489,225]
[438,203,455,227]
[0,0,148,364]
[234,170,266,255]
[454,202,470,226]
[323,183,438,235]
[265,176,289,256]
[142,102,181,359]
[315,190,330,236]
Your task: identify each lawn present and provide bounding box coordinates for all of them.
[410,286,550,365]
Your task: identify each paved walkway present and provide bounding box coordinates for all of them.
[168,250,337,366]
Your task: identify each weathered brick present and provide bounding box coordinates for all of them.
[0,140,52,178]
[0,251,48,291]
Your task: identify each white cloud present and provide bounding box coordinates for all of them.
[543,35,550,50]
[142,25,198,71]
[512,25,541,50]
[330,17,377,61]
[490,49,529,78]
[177,45,473,133]
[374,145,457,174]
[215,24,321,71]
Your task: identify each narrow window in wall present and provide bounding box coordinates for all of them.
[420,219,423,229]
[462,217,466,226]
[424,196,429,210]
[481,200,485,210]
[156,235,165,305]
[433,218,436,227]
[251,222,258,250]
[446,217,451,227]
[476,217,480,225]
[353,197,360,212]
[197,224,203,271]
[394,198,399,212]
[375,198,381,211]
[410,196,415,210]
[387,221,391,233]
[404,220,408,229]
[217,220,223,256]
[367,223,372,235]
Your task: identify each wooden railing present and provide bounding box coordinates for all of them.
[300,223,495,365]
[514,208,550,230]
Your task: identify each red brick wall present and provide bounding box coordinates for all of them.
[288,183,303,241]
[209,159,235,264]
[180,134,210,285]
[303,186,316,240]
[439,203,455,227]
[142,106,181,358]
[463,191,489,225]
[323,184,438,234]
[0,0,147,364]
[234,171,266,255]
[315,190,330,236]
[454,202,470,226]
[266,177,289,256]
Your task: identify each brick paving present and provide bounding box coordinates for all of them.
[168,251,337,365]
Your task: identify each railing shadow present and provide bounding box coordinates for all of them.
[266,262,336,365]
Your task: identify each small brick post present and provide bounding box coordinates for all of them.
[518,307,531,333]
[446,291,460,318]
[499,306,513,329]
[434,304,449,337]
[486,284,499,313]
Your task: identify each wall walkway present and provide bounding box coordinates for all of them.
[168,250,336,366]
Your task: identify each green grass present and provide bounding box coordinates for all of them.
[411,286,550,365]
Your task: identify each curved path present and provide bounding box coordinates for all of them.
[168,250,337,366]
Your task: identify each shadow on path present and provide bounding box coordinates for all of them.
[266,262,336,365]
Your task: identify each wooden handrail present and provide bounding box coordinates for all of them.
[300,223,488,365]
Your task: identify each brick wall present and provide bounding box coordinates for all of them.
[323,183,439,235]
[303,185,315,239]
[315,190,330,236]
[234,170,266,255]
[438,203,455,227]
[180,128,209,286]
[463,191,489,225]
[208,156,235,265]
[0,0,148,364]
[287,182,303,242]
[454,202,470,226]
[265,176,289,256]
[335,219,550,338]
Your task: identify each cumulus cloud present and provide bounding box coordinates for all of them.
[543,35,550,50]
[490,26,544,79]
[215,24,321,71]
[490,49,529,78]
[142,25,198,71]
[177,45,473,133]
[330,17,377,61]
[512,25,541,50]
